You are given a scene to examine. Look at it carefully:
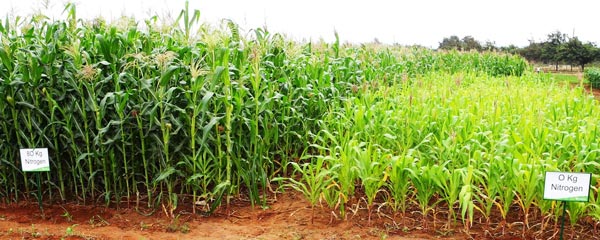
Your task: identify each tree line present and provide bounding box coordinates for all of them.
[438,31,600,71]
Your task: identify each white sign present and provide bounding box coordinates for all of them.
[19,148,50,172]
[543,171,591,202]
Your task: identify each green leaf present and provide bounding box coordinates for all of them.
[154,167,178,183]
[160,65,180,86]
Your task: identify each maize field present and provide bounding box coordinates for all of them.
[1,4,599,235]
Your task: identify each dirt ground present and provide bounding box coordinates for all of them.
[1,192,436,240]
[577,77,600,98]
[0,190,599,240]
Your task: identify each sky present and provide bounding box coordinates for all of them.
[2,0,598,48]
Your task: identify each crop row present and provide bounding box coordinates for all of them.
[2,5,528,218]
[293,72,600,230]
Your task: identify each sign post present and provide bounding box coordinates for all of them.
[543,171,592,240]
[19,148,50,212]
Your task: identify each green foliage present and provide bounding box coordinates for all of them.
[439,35,463,51]
[585,68,600,88]
[541,31,568,70]
[550,73,581,84]
[438,35,483,51]
[1,2,600,234]
[563,37,598,71]
[520,30,600,72]
[312,71,600,229]
[520,41,543,62]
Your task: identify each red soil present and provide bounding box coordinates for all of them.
[0,190,598,240]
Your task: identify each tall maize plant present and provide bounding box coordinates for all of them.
[0,5,369,209]
[8,4,600,233]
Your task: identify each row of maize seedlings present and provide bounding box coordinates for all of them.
[286,72,600,234]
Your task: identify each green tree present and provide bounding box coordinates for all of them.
[439,35,463,50]
[483,41,498,52]
[462,36,482,51]
[439,35,485,51]
[541,31,568,71]
[519,40,543,62]
[562,37,598,71]
[500,44,519,55]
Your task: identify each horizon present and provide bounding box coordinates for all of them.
[2,0,598,48]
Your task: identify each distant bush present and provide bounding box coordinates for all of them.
[585,68,600,88]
